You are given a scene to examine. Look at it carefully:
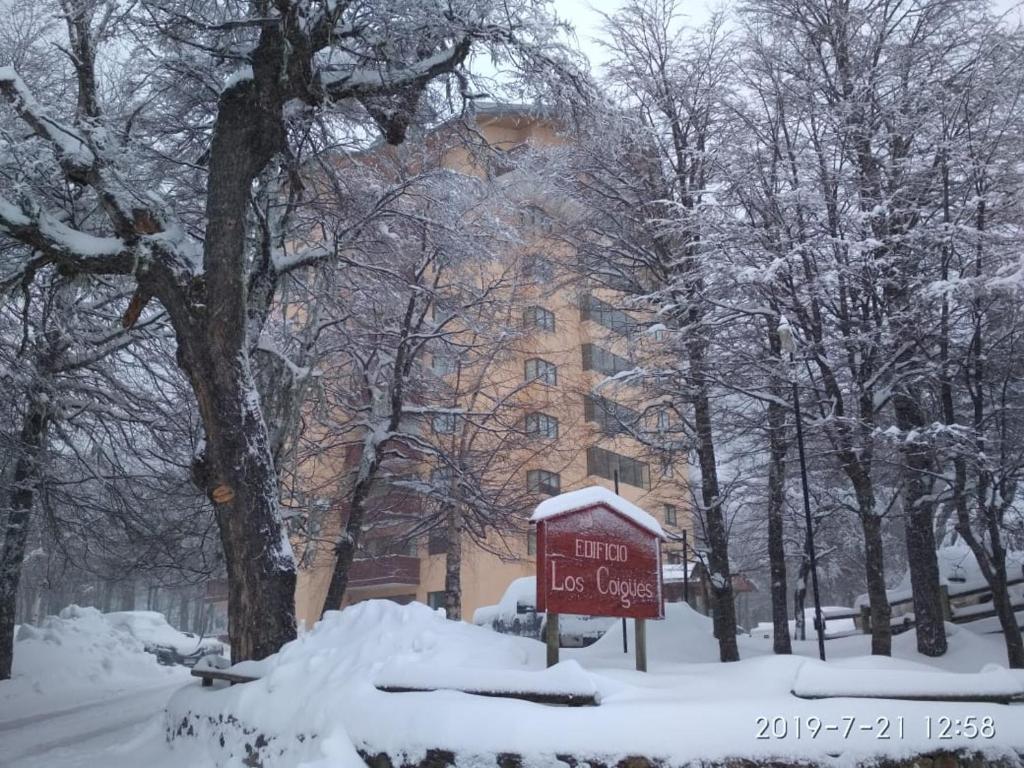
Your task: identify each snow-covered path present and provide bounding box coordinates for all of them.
[1,678,201,768]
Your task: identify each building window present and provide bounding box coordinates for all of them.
[664,504,678,525]
[427,590,446,610]
[522,252,555,280]
[527,469,561,496]
[523,305,556,332]
[428,529,448,555]
[525,412,559,438]
[525,357,557,386]
[584,394,638,436]
[527,530,537,556]
[580,294,634,335]
[581,343,631,376]
[432,354,458,375]
[666,550,682,565]
[432,413,458,434]
[586,445,651,489]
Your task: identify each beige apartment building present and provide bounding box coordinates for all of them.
[291,105,695,628]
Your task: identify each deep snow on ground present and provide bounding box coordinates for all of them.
[0,606,197,768]
[167,600,1024,768]
[1,606,190,721]
[5,600,1024,768]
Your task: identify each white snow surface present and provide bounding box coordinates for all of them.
[0,605,188,722]
[104,610,224,656]
[530,485,666,538]
[374,659,597,698]
[793,659,1024,699]
[166,600,1024,767]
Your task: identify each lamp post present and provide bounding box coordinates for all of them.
[778,316,826,662]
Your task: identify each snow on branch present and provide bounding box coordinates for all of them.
[0,196,134,278]
[0,67,96,174]
[318,39,472,97]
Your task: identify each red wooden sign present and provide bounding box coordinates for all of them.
[535,501,664,620]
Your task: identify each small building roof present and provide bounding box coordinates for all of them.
[530,486,666,539]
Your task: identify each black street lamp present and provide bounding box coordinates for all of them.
[779,317,826,662]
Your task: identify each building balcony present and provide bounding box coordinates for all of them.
[348,554,421,590]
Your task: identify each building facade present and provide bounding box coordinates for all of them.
[292,106,695,628]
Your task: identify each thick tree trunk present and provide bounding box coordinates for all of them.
[0,401,48,680]
[893,391,947,657]
[193,361,297,661]
[861,511,892,655]
[443,504,462,621]
[765,399,791,655]
[689,348,739,661]
[173,55,297,661]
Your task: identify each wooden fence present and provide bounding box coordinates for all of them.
[815,575,1024,639]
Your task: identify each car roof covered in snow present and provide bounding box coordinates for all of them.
[530,485,666,539]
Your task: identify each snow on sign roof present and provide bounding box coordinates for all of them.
[530,485,666,539]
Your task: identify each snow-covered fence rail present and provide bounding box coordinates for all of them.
[851,575,1024,636]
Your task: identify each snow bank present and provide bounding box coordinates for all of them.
[168,600,1024,768]
[375,658,597,699]
[0,605,186,721]
[581,601,726,664]
[793,657,1024,700]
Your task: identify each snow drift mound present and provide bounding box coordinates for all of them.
[1,605,184,720]
[580,602,728,664]
[168,600,550,766]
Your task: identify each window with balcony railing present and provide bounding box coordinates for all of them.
[527,469,561,496]
[584,393,639,436]
[586,445,651,489]
[580,294,635,335]
[581,343,631,376]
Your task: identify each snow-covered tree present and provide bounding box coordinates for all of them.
[0,0,583,661]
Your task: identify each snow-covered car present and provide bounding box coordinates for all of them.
[473,577,614,647]
[104,611,224,666]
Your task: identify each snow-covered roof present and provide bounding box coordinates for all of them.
[662,562,700,581]
[530,486,666,539]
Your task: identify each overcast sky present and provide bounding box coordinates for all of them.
[550,0,1021,72]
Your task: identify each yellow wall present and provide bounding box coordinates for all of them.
[292,107,694,628]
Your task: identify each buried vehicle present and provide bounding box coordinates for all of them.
[104,611,224,666]
[472,576,614,648]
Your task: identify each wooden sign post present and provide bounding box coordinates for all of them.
[532,486,665,672]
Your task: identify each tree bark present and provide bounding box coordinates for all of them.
[443,503,462,621]
[170,45,297,660]
[793,557,808,641]
[0,399,48,680]
[860,511,892,655]
[765,398,791,654]
[319,452,377,618]
[688,334,739,661]
[893,391,947,657]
